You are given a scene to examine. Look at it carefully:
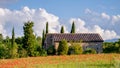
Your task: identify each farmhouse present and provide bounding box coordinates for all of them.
[44,33,104,53]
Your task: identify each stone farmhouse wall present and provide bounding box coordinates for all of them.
[54,42,103,53]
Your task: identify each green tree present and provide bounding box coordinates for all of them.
[47,45,56,55]
[23,21,36,56]
[68,43,83,55]
[18,47,27,58]
[36,36,42,47]
[15,37,28,58]
[70,22,75,33]
[3,36,11,58]
[3,36,10,44]
[58,39,68,55]
[0,34,3,44]
[11,27,15,47]
[46,22,48,34]
[60,26,64,33]
[0,44,8,59]
[42,30,45,48]
[15,37,23,45]
[10,27,18,58]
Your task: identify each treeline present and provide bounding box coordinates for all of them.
[103,40,120,53]
[0,21,47,59]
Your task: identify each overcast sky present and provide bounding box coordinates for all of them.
[0,0,120,40]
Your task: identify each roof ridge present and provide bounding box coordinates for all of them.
[46,33,99,35]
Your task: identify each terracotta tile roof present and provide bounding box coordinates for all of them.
[46,33,104,42]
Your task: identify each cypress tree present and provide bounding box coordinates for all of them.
[60,26,64,33]
[46,22,48,34]
[70,22,75,33]
[11,27,18,58]
[42,30,45,47]
[11,27,15,46]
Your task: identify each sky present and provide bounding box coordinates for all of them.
[0,0,120,41]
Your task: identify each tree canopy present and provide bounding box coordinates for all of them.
[58,39,68,55]
[46,22,48,34]
[23,21,36,56]
[70,22,75,33]
[60,26,64,33]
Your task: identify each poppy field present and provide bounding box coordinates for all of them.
[0,54,120,68]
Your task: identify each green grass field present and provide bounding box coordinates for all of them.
[0,54,120,68]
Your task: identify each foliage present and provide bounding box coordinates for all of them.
[3,37,11,58]
[3,36,10,44]
[10,27,18,58]
[36,36,42,45]
[103,41,120,53]
[68,43,83,55]
[46,22,49,34]
[60,26,64,33]
[83,48,97,54]
[0,44,8,59]
[11,27,15,47]
[70,21,75,33]
[0,37,11,59]
[39,49,47,56]
[47,45,56,55]
[42,30,45,48]
[15,37,23,45]
[0,21,48,59]
[58,39,68,55]
[18,44,28,58]
[36,45,47,56]
[10,43,18,58]
[0,34,3,44]
[23,21,36,56]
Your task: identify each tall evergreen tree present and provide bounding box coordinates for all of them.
[23,21,36,56]
[60,26,64,33]
[70,22,75,33]
[11,27,18,58]
[42,30,45,48]
[46,22,48,34]
[11,27,15,46]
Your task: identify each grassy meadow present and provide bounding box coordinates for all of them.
[0,54,120,68]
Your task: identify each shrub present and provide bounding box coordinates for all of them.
[83,48,97,54]
[68,43,83,55]
[47,45,56,55]
[38,46,47,56]
[18,48,28,58]
[103,42,120,53]
[58,39,68,55]
[10,43,18,59]
[39,49,47,56]
[0,44,8,59]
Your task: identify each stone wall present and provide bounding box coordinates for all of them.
[81,42,103,53]
[54,42,103,53]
